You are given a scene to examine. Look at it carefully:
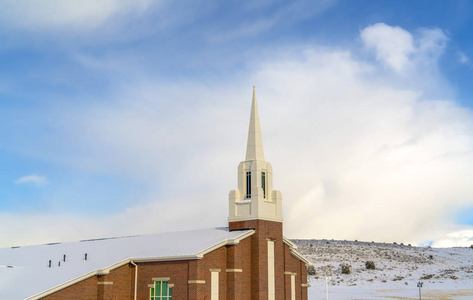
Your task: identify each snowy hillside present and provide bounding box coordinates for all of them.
[293,239,473,299]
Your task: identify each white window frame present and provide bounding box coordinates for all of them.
[149,279,172,300]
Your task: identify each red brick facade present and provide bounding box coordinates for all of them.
[41,220,308,300]
[42,264,135,300]
[229,219,308,300]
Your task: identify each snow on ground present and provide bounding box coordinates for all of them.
[293,239,473,300]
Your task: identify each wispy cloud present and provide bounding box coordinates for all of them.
[15,175,49,186]
[458,51,470,64]
[208,0,336,42]
[0,0,157,36]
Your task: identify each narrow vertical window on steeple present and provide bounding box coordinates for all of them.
[246,171,251,199]
[261,172,266,199]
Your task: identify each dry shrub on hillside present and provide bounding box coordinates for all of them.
[341,264,352,274]
[365,261,375,270]
[307,265,316,276]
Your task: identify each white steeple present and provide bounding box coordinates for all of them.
[245,86,265,161]
[228,87,283,224]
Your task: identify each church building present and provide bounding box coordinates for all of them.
[0,87,310,300]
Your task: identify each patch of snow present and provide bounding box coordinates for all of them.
[292,239,473,299]
[0,228,252,300]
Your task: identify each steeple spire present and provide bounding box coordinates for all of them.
[245,86,265,161]
[228,86,282,225]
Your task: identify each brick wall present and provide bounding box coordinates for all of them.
[284,243,309,300]
[137,260,189,299]
[137,246,229,300]
[202,245,227,300]
[41,222,308,300]
[42,264,134,300]
[226,236,251,300]
[229,219,286,299]
[230,219,308,300]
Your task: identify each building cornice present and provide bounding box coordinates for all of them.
[228,216,283,223]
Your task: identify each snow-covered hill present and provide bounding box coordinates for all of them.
[293,239,473,299]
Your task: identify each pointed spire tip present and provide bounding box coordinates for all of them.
[246,86,264,161]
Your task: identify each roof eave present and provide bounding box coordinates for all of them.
[197,229,255,257]
[283,236,311,265]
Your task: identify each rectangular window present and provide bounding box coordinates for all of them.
[268,240,275,300]
[261,172,266,198]
[245,171,251,199]
[211,271,219,300]
[150,280,172,300]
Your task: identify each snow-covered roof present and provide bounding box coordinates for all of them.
[0,227,254,300]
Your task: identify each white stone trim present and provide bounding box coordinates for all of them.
[301,284,310,287]
[291,274,296,300]
[209,269,221,272]
[211,271,219,300]
[236,200,251,204]
[152,277,170,281]
[283,236,311,265]
[197,230,255,257]
[268,240,275,300]
[282,237,297,249]
[188,280,205,284]
[97,282,113,285]
[228,216,283,223]
[226,269,242,272]
[133,255,201,262]
[284,271,297,276]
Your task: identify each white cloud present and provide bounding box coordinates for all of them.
[361,23,415,72]
[15,175,49,186]
[0,195,219,247]
[0,0,155,32]
[361,23,447,74]
[250,46,473,246]
[2,24,473,248]
[431,228,473,247]
[415,27,449,64]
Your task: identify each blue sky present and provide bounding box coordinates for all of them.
[1,0,473,247]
